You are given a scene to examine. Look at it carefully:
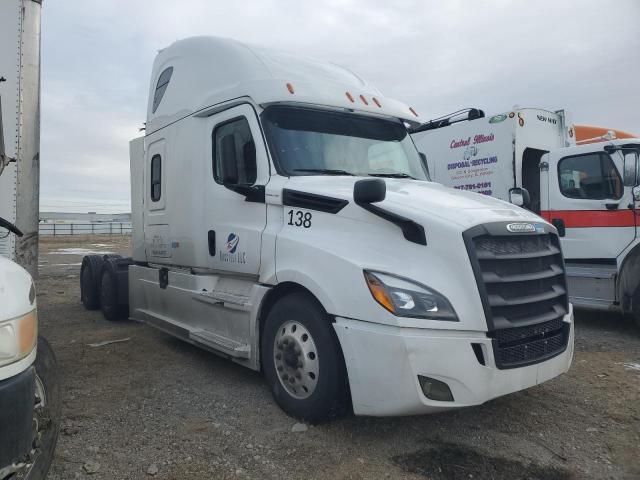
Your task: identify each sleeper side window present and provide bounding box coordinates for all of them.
[152,67,173,113]
[558,152,622,200]
[151,154,162,202]
[212,117,257,185]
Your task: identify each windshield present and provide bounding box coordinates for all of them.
[262,106,430,180]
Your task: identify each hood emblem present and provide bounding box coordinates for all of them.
[506,222,536,233]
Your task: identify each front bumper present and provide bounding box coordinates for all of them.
[0,366,35,469]
[333,304,574,416]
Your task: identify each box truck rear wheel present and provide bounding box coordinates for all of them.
[261,292,349,424]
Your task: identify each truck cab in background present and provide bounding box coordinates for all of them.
[82,37,574,422]
[412,108,640,325]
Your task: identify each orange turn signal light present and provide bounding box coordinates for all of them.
[286,83,295,94]
[18,309,37,355]
[364,272,395,314]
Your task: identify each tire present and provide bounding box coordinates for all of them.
[100,268,121,321]
[24,336,61,480]
[261,292,349,424]
[631,286,640,329]
[80,257,100,310]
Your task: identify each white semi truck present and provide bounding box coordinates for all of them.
[411,108,640,325]
[0,1,59,478]
[81,37,574,422]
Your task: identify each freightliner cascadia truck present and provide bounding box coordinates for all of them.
[0,1,60,478]
[411,108,640,326]
[80,37,574,422]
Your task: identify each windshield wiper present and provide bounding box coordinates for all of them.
[368,172,417,179]
[293,168,355,176]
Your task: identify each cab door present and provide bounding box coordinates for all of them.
[544,147,635,261]
[204,104,269,276]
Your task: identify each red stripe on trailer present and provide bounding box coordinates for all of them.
[540,210,635,228]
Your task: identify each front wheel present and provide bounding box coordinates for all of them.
[261,292,349,424]
[24,336,61,480]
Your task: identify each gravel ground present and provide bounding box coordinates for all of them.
[36,236,640,480]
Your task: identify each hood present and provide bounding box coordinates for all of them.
[283,176,544,230]
[0,256,35,320]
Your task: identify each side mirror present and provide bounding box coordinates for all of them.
[623,151,638,187]
[419,152,430,178]
[220,134,239,185]
[633,185,640,202]
[354,178,386,204]
[509,187,530,208]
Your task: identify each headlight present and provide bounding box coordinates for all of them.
[0,309,37,368]
[364,271,458,321]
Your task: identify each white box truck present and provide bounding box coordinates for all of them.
[412,108,640,325]
[0,1,59,478]
[81,37,574,422]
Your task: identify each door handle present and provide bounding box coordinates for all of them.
[551,218,566,237]
[605,203,619,210]
[208,230,216,256]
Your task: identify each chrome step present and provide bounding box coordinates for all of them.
[189,329,251,358]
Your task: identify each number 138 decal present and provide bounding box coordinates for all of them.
[287,210,312,228]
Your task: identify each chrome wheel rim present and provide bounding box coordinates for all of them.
[273,320,319,399]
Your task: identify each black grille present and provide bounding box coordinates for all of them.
[464,223,570,369]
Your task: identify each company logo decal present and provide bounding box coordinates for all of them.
[463,145,478,160]
[219,233,246,264]
[489,114,507,124]
[506,223,536,233]
[508,112,515,118]
[226,233,239,253]
[450,133,495,149]
[517,112,525,127]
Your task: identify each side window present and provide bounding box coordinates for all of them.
[558,153,622,200]
[212,117,257,185]
[151,154,161,202]
[152,67,173,113]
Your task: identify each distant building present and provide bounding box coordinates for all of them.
[39,212,132,223]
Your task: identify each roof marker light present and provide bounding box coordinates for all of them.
[372,97,382,108]
[345,92,355,103]
[359,95,369,106]
[286,83,295,94]
[409,107,418,117]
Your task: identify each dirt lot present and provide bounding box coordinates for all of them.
[37,235,639,480]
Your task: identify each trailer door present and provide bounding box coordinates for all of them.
[544,149,634,261]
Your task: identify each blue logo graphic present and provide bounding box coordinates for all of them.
[226,233,239,253]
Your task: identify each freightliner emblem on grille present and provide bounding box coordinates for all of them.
[506,222,536,233]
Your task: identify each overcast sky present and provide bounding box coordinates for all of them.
[40,0,640,213]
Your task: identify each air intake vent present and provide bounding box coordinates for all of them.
[464,222,570,369]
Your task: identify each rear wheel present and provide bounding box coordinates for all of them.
[80,258,100,310]
[261,292,349,424]
[100,268,121,321]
